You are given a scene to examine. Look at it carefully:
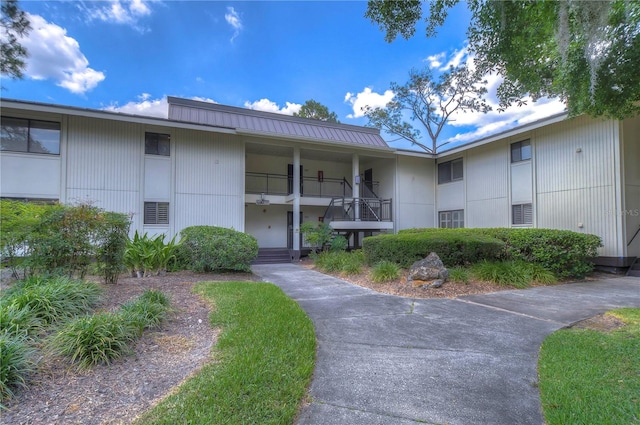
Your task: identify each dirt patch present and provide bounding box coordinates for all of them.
[2,271,260,425]
[569,313,627,332]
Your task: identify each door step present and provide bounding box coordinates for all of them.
[253,248,292,265]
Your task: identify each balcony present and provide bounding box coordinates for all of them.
[246,172,380,198]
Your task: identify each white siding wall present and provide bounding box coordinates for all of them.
[245,204,290,248]
[396,155,435,230]
[362,157,395,200]
[623,116,640,257]
[144,156,171,200]
[1,153,60,198]
[65,116,142,231]
[534,115,620,256]
[174,130,244,232]
[465,143,510,227]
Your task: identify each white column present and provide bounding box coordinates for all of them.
[352,153,360,220]
[293,146,301,258]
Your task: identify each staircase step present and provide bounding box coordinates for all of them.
[253,248,292,265]
[627,269,640,277]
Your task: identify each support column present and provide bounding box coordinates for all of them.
[352,153,360,221]
[292,146,301,260]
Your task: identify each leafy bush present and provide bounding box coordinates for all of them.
[124,231,179,277]
[47,312,136,371]
[1,276,102,327]
[370,260,401,283]
[176,226,258,272]
[0,333,35,402]
[479,228,601,279]
[314,251,348,273]
[330,234,348,252]
[364,229,505,268]
[341,251,365,275]
[0,200,131,281]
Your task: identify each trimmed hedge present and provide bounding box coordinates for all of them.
[363,230,505,268]
[176,226,258,272]
[371,227,602,279]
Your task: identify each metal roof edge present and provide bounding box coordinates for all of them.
[1,98,236,134]
[167,96,382,135]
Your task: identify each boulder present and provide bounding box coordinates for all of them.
[408,252,449,283]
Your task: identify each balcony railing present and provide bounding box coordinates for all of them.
[323,197,392,222]
[246,172,380,198]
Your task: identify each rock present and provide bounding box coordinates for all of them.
[408,252,449,282]
[429,279,444,288]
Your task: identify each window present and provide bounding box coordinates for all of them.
[511,140,531,163]
[1,117,61,154]
[144,202,169,225]
[145,132,170,156]
[438,158,463,184]
[439,210,464,228]
[512,203,533,225]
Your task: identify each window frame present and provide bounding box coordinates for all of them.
[1,116,61,155]
[512,203,533,226]
[144,132,171,156]
[438,158,463,184]
[439,209,464,228]
[511,139,531,163]
[144,202,170,225]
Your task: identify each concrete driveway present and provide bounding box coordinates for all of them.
[252,264,640,425]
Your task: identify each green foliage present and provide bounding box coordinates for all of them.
[370,260,400,283]
[47,312,136,371]
[0,0,31,79]
[137,281,315,425]
[0,332,35,402]
[341,250,365,275]
[364,229,505,268]
[0,200,131,281]
[539,308,640,425]
[176,226,258,272]
[293,99,340,122]
[124,231,179,277]
[314,250,365,275]
[477,228,601,279]
[1,276,103,327]
[364,65,491,153]
[448,267,470,284]
[365,0,640,119]
[0,304,41,338]
[300,222,333,254]
[471,261,557,288]
[329,234,348,252]
[121,289,172,335]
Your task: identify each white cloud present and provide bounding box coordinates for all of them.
[85,0,152,31]
[103,94,218,118]
[225,6,243,42]
[344,87,394,118]
[244,98,301,115]
[439,46,469,71]
[22,14,105,95]
[425,52,445,69]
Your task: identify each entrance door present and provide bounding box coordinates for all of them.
[287,164,304,195]
[287,211,304,249]
[363,168,375,197]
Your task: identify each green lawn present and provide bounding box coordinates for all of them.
[539,308,640,425]
[135,281,316,425]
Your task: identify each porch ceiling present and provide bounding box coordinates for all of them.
[245,142,353,163]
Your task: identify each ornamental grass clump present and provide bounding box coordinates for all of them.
[121,290,171,335]
[48,312,137,371]
[0,333,35,402]
[471,261,557,288]
[370,260,401,283]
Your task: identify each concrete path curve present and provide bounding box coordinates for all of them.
[252,264,640,425]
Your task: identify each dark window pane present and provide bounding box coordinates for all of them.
[452,159,463,180]
[30,120,60,154]
[1,117,29,152]
[511,142,521,162]
[438,162,451,184]
[145,132,170,156]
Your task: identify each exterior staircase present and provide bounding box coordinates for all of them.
[627,257,640,277]
[253,248,292,265]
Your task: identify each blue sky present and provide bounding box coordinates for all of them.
[2,0,565,151]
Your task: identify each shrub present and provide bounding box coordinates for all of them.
[314,251,349,273]
[330,234,348,252]
[488,228,601,279]
[48,312,136,371]
[95,212,131,284]
[124,232,180,277]
[341,251,365,275]
[0,333,35,402]
[177,226,258,272]
[363,229,505,268]
[370,260,401,283]
[2,276,102,326]
[471,261,557,288]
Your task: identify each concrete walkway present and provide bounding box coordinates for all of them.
[252,264,640,425]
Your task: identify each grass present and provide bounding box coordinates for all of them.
[0,333,35,403]
[471,260,556,288]
[370,260,401,283]
[448,267,471,284]
[135,281,316,425]
[539,308,640,425]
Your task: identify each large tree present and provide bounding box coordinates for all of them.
[1,0,30,79]
[294,99,340,123]
[364,65,491,153]
[365,0,640,119]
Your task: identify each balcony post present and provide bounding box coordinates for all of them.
[292,146,301,260]
[352,153,360,221]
